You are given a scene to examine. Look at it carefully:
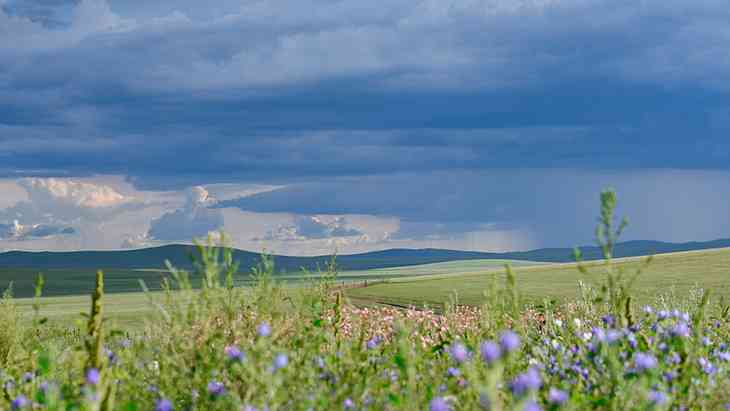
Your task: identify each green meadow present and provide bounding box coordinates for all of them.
[348,247,730,307]
[8,247,730,326]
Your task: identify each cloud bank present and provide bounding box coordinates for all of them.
[146,186,224,241]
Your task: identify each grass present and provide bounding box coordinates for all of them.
[4,189,730,410]
[347,247,730,307]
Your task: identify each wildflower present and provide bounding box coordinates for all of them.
[86,368,100,386]
[11,395,28,410]
[648,390,668,405]
[449,343,469,363]
[510,368,542,396]
[698,357,717,375]
[366,336,381,350]
[273,353,289,370]
[663,371,677,382]
[500,330,521,353]
[447,367,461,377]
[480,341,501,365]
[155,399,173,411]
[343,398,355,409]
[667,352,681,366]
[657,310,669,321]
[207,381,225,397]
[634,353,658,372]
[606,330,622,344]
[257,322,271,338]
[601,314,615,327]
[670,322,691,338]
[523,400,542,411]
[242,406,258,411]
[626,333,637,348]
[548,388,568,405]
[21,372,33,383]
[716,351,730,362]
[429,397,450,411]
[592,327,606,343]
[225,345,245,362]
[643,305,654,314]
[106,349,118,365]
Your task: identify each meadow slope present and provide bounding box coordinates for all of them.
[347,247,730,307]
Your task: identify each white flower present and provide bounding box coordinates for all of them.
[573,318,582,328]
[554,319,563,327]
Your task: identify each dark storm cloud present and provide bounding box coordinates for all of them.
[219,169,730,247]
[4,0,730,248]
[2,0,730,188]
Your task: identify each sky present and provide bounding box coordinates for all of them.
[1,0,730,255]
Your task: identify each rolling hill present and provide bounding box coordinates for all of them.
[2,238,730,272]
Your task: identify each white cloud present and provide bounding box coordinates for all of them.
[146,186,225,241]
[0,177,142,225]
[0,220,75,240]
[259,215,365,241]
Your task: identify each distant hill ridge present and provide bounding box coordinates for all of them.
[1,238,730,272]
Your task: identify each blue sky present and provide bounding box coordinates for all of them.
[1,0,730,254]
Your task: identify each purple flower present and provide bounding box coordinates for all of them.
[225,345,244,362]
[85,368,100,386]
[523,400,542,411]
[366,336,382,350]
[500,330,521,353]
[480,341,501,365]
[643,305,654,314]
[449,343,469,364]
[429,397,450,411]
[602,314,616,327]
[657,310,669,321]
[670,322,691,338]
[626,333,637,348]
[666,352,681,366]
[663,371,677,382]
[510,368,542,396]
[447,367,461,377]
[273,353,288,370]
[698,357,717,375]
[648,390,668,405]
[548,388,568,405]
[155,399,173,411]
[21,372,33,383]
[11,395,28,410]
[606,330,622,344]
[242,406,258,411]
[634,353,658,372]
[257,322,271,337]
[343,398,355,409]
[716,351,730,362]
[207,381,225,397]
[592,327,606,343]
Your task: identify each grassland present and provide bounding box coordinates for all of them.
[348,247,730,307]
[5,259,539,324]
[8,248,730,327]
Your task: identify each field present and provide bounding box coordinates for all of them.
[5,259,539,325]
[349,247,730,307]
[3,236,730,410]
[7,248,730,326]
[4,191,730,411]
